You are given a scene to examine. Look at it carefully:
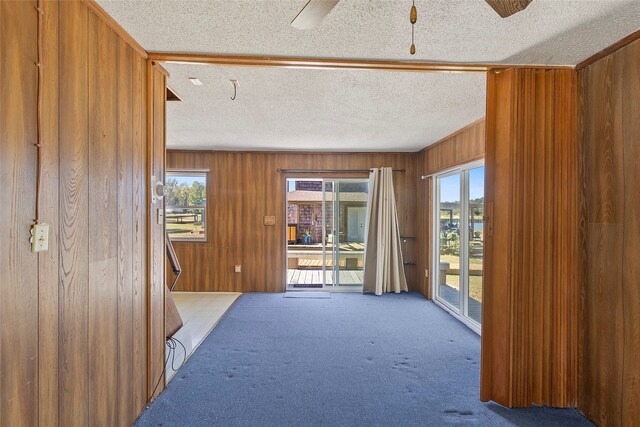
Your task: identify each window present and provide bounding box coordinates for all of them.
[432,160,484,334]
[165,171,207,241]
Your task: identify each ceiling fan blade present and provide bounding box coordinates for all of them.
[291,0,341,30]
[485,0,533,18]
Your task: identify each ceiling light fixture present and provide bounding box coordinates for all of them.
[188,77,203,86]
[409,0,417,55]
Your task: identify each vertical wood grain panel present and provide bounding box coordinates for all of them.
[620,38,640,425]
[482,68,579,408]
[580,53,625,427]
[167,151,416,293]
[132,49,148,417]
[0,1,39,425]
[579,37,640,427]
[38,1,60,425]
[58,2,90,424]
[420,119,485,176]
[117,38,135,425]
[482,69,514,405]
[87,14,119,425]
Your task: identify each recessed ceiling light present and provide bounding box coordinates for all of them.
[188,77,203,86]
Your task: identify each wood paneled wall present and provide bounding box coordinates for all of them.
[578,38,640,427]
[0,1,165,425]
[0,2,39,425]
[149,63,168,400]
[415,119,486,298]
[481,68,580,408]
[420,118,486,176]
[166,151,417,293]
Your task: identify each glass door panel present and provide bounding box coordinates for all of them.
[286,178,369,289]
[323,181,335,286]
[286,179,325,289]
[466,167,485,324]
[437,173,461,310]
[334,181,368,287]
[433,162,484,330]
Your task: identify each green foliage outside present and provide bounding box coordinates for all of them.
[165,178,206,208]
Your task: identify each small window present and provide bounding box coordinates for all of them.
[165,171,207,241]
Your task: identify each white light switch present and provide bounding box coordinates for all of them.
[30,223,49,253]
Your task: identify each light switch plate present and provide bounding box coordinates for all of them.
[30,223,49,253]
[235,265,242,273]
[263,215,276,226]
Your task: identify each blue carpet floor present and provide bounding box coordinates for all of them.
[136,292,592,426]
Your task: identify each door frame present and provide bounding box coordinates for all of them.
[431,159,484,334]
[284,177,368,291]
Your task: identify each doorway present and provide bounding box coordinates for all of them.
[286,178,369,290]
[433,161,485,332]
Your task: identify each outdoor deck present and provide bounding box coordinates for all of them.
[287,269,364,287]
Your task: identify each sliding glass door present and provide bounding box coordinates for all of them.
[334,181,368,287]
[286,179,368,289]
[433,162,484,330]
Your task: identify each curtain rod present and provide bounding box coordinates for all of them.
[277,168,405,174]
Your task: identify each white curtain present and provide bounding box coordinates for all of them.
[363,167,408,295]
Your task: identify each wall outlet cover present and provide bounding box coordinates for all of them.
[30,223,49,253]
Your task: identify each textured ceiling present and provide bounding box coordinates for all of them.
[164,63,486,151]
[97,0,639,151]
[98,0,640,65]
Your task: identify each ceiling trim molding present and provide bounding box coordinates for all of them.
[576,29,640,70]
[166,149,419,155]
[149,52,489,73]
[83,0,148,59]
[152,61,171,77]
[150,53,575,74]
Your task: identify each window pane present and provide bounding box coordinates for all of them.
[467,167,484,324]
[438,173,461,309]
[166,172,207,241]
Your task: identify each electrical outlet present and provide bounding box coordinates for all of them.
[235,265,242,273]
[425,268,429,278]
[30,223,49,253]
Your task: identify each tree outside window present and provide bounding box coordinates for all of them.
[165,171,207,241]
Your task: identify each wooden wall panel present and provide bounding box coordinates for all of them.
[117,37,135,426]
[166,151,417,293]
[481,68,580,408]
[0,1,39,425]
[148,63,167,399]
[1,1,161,425]
[38,1,60,425]
[420,118,486,176]
[87,13,119,425]
[579,37,640,427]
[415,119,486,298]
[58,2,91,423]
[131,47,149,418]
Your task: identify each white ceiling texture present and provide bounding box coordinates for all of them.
[98,0,640,152]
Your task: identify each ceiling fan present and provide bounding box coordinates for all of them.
[291,0,533,30]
